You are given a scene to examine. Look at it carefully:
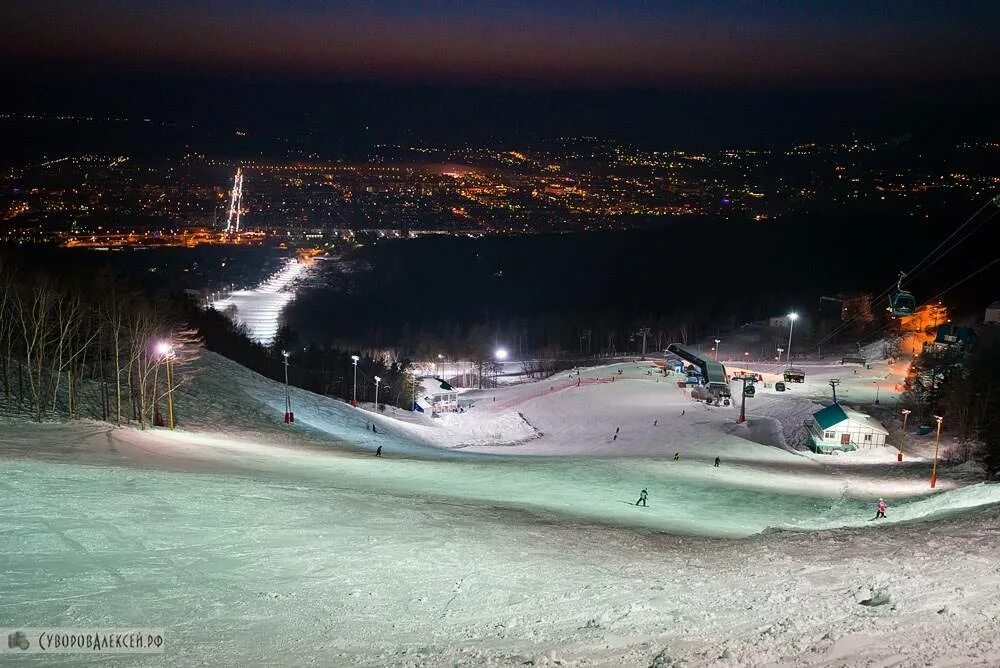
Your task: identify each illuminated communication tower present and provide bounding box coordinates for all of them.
[224,167,244,234]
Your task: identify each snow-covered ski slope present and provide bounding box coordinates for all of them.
[2,353,1000,666]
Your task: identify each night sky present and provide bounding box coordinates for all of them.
[5,1,998,85]
[3,1,999,147]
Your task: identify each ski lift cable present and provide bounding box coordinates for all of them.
[857,252,1000,347]
[902,208,1000,285]
[901,195,998,282]
[919,253,1000,307]
[812,194,998,351]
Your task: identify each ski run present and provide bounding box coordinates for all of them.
[2,352,999,666]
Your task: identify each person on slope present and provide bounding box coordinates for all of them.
[875,498,887,519]
[375,445,382,457]
[714,456,721,467]
[635,488,648,507]
[673,452,680,462]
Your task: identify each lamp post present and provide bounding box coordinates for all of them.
[156,341,175,430]
[714,338,721,361]
[785,312,799,367]
[494,348,508,386]
[776,347,784,366]
[930,415,944,488]
[373,375,382,410]
[282,351,293,423]
[437,353,444,377]
[873,381,880,405]
[351,355,360,407]
[898,408,911,462]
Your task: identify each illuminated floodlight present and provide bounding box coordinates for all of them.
[156,341,173,357]
[495,348,508,360]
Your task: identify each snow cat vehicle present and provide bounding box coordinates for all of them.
[783,368,805,383]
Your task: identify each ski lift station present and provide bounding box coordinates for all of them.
[666,343,731,401]
[808,404,888,454]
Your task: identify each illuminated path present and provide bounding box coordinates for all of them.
[211,258,309,345]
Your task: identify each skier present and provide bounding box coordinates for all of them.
[653,419,658,426]
[635,488,648,507]
[615,426,620,434]
[714,456,721,467]
[372,423,378,434]
[613,434,618,441]
[875,498,887,519]
[673,452,680,461]
[682,410,686,416]
[375,446,382,457]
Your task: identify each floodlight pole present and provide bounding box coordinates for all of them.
[930,415,943,488]
[898,408,911,462]
[351,355,360,407]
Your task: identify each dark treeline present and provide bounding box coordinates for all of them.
[285,206,1000,357]
[905,330,1000,475]
[182,305,418,410]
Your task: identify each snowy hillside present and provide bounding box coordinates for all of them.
[2,352,999,666]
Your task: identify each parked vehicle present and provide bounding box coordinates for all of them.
[783,367,805,383]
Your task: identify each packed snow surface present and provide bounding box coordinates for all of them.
[2,354,999,666]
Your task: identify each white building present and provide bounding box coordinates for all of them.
[416,377,459,413]
[985,300,1000,325]
[809,404,888,454]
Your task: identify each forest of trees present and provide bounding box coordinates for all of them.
[0,261,198,426]
[904,330,1000,476]
[182,302,419,410]
[284,212,997,360]
[0,258,422,429]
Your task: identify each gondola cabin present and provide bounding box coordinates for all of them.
[889,290,916,316]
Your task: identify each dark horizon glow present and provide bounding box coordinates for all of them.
[3,1,999,88]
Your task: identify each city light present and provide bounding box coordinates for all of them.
[224,167,244,234]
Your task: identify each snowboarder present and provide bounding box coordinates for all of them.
[673,452,680,461]
[615,426,620,434]
[653,419,658,426]
[635,488,648,507]
[714,456,721,467]
[613,434,618,441]
[875,498,887,519]
[372,423,378,434]
[682,410,686,416]
[375,446,382,457]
